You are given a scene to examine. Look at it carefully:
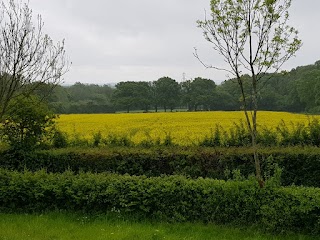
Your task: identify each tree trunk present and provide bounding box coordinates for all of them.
[237,74,264,188]
[251,75,264,188]
[252,135,263,188]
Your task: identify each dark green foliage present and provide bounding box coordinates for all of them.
[162,133,175,146]
[112,81,153,113]
[276,119,320,146]
[277,121,308,146]
[103,134,133,147]
[0,169,319,234]
[45,83,115,114]
[198,119,320,148]
[1,146,320,187]
[153,77,180,112]
[39,60,320,113]
[199,125,223,147]
[259,187,320,234]
[183,77,217,111]
[308,118,320,145]
[228,121,252,147]
[0,96,56,151]
[92,131,102,147]
[199,121,257,147]
[217,61,320,113]
[68,135,90,147]
[257,127,278,147]
[52,129,68,148]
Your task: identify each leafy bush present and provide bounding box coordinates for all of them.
[0,169,319,234]
[0,96,56,151]
[199,119,320,147]
[1,146,320,187]
[52,129,68,148]
[257,127,278,146]
[307,118,320,145]
[259,186,320,234]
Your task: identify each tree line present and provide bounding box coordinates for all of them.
[42,60,320,114]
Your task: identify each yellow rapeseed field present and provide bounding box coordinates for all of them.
[56,111,319,146]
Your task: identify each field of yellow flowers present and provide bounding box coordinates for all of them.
[56,111,319,146]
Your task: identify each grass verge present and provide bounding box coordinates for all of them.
[0,212,317,240]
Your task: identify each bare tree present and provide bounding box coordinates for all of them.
[0,0,69,119]
[195,0,301,187]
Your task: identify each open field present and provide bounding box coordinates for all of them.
[56,111,319,145]
[0,213,316,240]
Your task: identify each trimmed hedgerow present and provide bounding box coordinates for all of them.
[0,147,254,177]
[0,169,319,234]
[1,146,320,187]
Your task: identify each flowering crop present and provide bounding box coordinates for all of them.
[56,111,319,146]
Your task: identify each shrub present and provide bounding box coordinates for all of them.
[0,96,56,151]
[308,118,320,146]
[199,125,223,147]
[259,186,320,234]
[0,169,319,234]
[92,131,102,147]
[103,134,133,147]
[257,127,278,146]
[52,129,68,148]
[1,146,320,187]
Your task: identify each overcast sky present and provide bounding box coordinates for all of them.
[28,0,320,85]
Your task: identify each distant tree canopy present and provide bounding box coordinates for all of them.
[40,60,320,114]
[111,77,218,113]
[188,77,216,111]
[153,77,180,112]
[112,81,152,113]
[45,82,115,114]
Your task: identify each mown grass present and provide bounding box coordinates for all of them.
[0,212,317,240]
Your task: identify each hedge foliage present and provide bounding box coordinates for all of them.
[0,169,319,234]
[1,146,320,187]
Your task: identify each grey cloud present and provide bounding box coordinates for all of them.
[28,0,320,84]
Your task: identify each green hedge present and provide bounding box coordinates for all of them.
[0,169,319,234]
[1,146,320,187]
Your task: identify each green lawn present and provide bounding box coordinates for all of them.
[0,212,318,240]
